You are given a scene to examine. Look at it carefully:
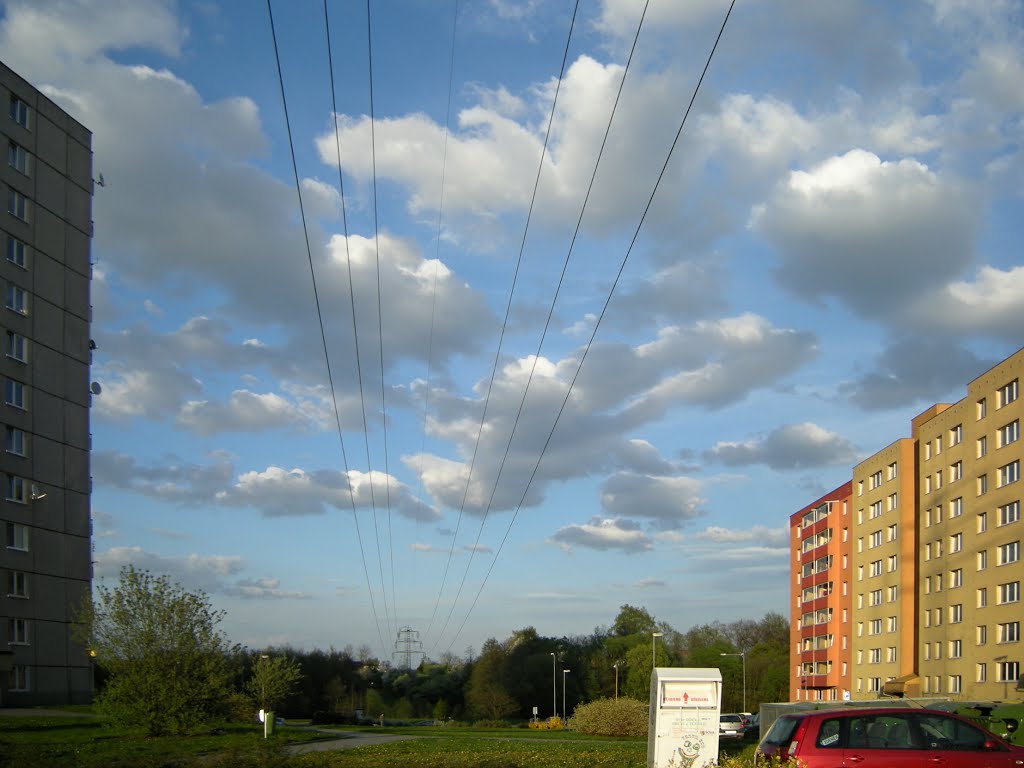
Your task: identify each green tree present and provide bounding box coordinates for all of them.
[246,653,303,712]
[612,605,657,636]
[76,565,235,736]
[465,639,517,720]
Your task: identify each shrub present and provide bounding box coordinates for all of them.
[472,719,515,728]
[528,715,564,730]
[567,697,648,737]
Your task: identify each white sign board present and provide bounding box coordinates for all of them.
[647,668,722,768]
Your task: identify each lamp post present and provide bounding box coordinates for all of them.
[720,651,747,713]
[613,663,619,699]
[652,631,663,668]
[562,669,571,724]
[550,652,557,718]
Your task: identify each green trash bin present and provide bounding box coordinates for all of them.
[265,711,275,736]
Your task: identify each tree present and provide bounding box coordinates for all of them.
[465,639,517,721]
[76,565,236,735]
[246,653,303,712]
[612,605,657,636]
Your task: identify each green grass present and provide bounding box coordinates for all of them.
[0,713,759,768]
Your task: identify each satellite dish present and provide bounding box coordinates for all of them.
[90,382,102,395]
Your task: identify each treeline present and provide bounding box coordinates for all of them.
[260,605,789,720]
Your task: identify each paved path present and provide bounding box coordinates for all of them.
[285,729,421,754]
[0,708,94,718]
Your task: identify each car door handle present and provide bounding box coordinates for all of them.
[846,756,864,763]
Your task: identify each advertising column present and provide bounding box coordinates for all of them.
[647,668,722,768]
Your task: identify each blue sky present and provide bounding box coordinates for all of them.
[4,0,1022,661]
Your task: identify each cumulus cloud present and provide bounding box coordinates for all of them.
[905,266,1024,339]
[223,578,311,600]
[548,518,652,553]
[752,150,976,317]
[705,422,859,469]
[599,472,704,529]
[94,546,245,595]
[693,525,790,548]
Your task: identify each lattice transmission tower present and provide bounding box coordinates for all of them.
[393,626,424,669]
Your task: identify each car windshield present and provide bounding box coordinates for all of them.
[762,716,800,745]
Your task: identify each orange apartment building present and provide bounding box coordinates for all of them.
[789,347,1024,702]
[790,482,852,702]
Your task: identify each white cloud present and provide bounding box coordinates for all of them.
[752,150,976,317]
[548,517,652,553]
[693,525,789,548]
[94,546,245,596]
[906,266,1024,339]
[705,422,858,470]
[600,472,704,529]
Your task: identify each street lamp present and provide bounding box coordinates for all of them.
[652,631,663,668]
[550,652,557,718]
[613,663,619,699]
[562,669,571,724]
[720,651,747,713]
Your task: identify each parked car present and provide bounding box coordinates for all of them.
[719,713,746,740]
[742,712,760,741]
[756,706,1024,767]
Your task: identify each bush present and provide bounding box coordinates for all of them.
[528,716,564,730]
[472,719,516,728]
[567,697,648,737]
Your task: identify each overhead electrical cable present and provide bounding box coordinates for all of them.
[364,0,397,645]
[425,0,582,654]
[435,0,652,654]
[444,0,737,654]
[418,0,462,638]
[266,0,387,657]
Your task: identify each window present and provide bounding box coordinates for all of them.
[949,675,962,694]
[869,589,882,606]
[935,437,942,455]
[998,581,1020,604]
[870,531,882,548]
[950,639,963,659]
[870,618,882,635]
[869,560,882,577]
[998,621,1020,644]
[925,442,933,460]
[4,235,26,268]
[999,420,1020,448]
[5,522,28,551]
[950,532,963,553]
[887,554,898,572]
[998,541,1020,565]
[7,189,29,222]
[950,424,963,446]
[925,475,932,494]
[1000,501,1020,526]
[978,398,988,419]
[977,663,987,682]
[5,379,25,408]
[950,462,962,482]
[887,585,898,602]
[5,426,25,456]
[978,435,988,458]
[935,470,943,489]
[978,587,988,607]
[949,604,962,624]
[870,500,882,519]
[6,284,27,314]
[978,511,988,533]
[998,661,1020,683]
[9,664,29,692]
[887,492,898,510]
[999,379,1019,408]
[887,523,897,541]
[978,474,988,495]
[867,677,881,693]
[950,568,962,588]
[4,474,27,504]
[6,570,27,598]
[887,616,897,632]
[6,331,26,362]
[869,648,881,663]
[999,460,1020,487]
[978,625,988,645]
[934,608,943,626]
[8,95,29,128]
[870,470,882,489]
[6,141,29,175]
[887,462,898,480]
[7,617,28,645]
[978,549,988,570]
[950,497,963,518]
[887,646,897,663]
[934,572,943,591]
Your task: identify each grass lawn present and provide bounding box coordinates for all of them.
[0,713,759,768]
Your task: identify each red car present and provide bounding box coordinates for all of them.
[756,706,1024,767]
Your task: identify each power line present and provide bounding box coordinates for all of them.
[365,0,397,646]
[425,0,582,654]
[266,0,387,658]
[418,0,462,636]
[444,0,738,654]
